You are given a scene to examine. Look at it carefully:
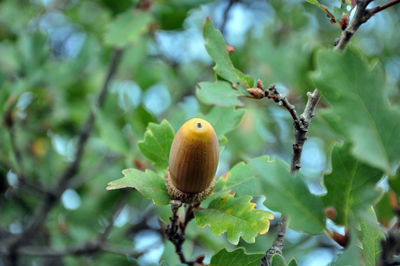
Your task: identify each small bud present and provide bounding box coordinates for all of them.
[324,206,337,220]
[257,80,264,90]
[247,88,264,99]
[340,13,349,30]
[330,230,349,247]
[225,45,235,53]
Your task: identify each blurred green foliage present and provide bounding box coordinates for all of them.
[1,0,400,265]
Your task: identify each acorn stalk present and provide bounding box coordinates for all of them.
[166,118,219,204]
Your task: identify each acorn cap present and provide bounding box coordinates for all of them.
[167,118,219,203]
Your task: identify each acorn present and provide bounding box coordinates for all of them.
[166,118,219,204]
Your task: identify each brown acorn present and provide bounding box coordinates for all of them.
[166,118,219,204]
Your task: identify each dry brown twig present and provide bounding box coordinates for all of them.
[165,200,204,266]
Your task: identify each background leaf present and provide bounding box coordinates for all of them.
[250,156,326,234]
[312,48,400,174]
[271,254,287,266]
[196,81,243,107]
[202,18,254,88]
[210,248,264,266]
[360,208,384,266]
[106,169,170,206]
[104,10,153,47]
[213,161,262,197]
[201,106,246,143]
[195,193,273,244]
[322,144,383,225]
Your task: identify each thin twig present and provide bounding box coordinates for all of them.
[3,117,48,196]
[1,191,130,261]
[98,191,129,243]
[3,48,124,264]
[253,84,320,173]
[335,0,400,50]
[165,201,202,266]
[9,242,142,258]
[291,89,320,173]
[259,216,287,266]
[220,0,239,35]
[249,82,320,266]
[363,0,400,22]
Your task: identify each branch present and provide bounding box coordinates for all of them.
[363,0,400,21]
[11,242,142,258]
[334,0,400,50]
[98,191,129,243]
[334,0,372,50]
[259,216,287,266]
[248,82,320,266]
[165,201,203,266]
[249,83,320,173]
[2,112,47,196]
[220,0,239,35]
[291,89,320,173]
[1,190,131,262]
[4,48,124,262]
[0,156,48,196]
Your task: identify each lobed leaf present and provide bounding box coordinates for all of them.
[322,144,383,225]
[106,169,170,206]
[250,156,326,234]
[195,193,273,245]
[271,254,287,266]
[312,48,400,174]
[210,248,263,266]
[201,106,246,143]
[360,208,384,266]
[196,81,243,107]
[202,18,254,88]
[137,119,175,171]
[213,161,262,197]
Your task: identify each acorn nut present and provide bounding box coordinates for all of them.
[166,118,219,204]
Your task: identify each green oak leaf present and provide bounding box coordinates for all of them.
[312,48,400,174]
[210,248,263,266]
[104,10,153,47]
[271,254,286,266]
[195,193,273,244]
[201,106,246,143]
[388,168,400,195]
[305,0,325,10]
[360,208,384,266]
[213,161,262,197]
[288,258,298,266]
[137,120,175,171]
[202,17,254,88]
[375,192,395,227]
[334,233,362,266]
[322,143,383,226]
[250,156,325,234]
[196,81,243,107]
[106,169,170,206]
